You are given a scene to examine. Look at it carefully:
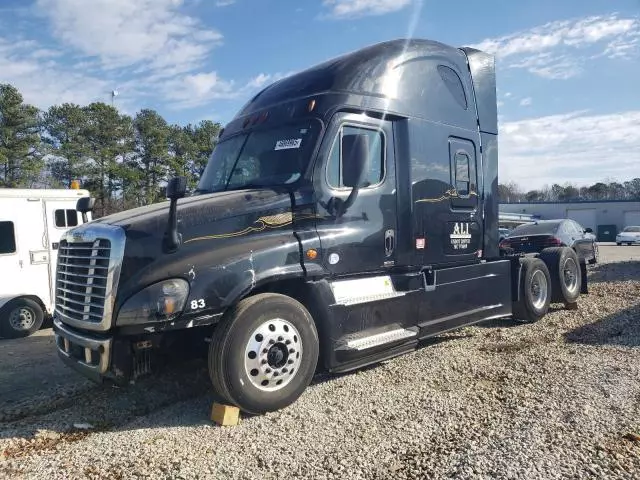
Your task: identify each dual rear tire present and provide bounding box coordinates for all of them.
[512,247,583,323]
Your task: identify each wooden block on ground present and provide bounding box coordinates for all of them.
[211,403,240,426]
[564,301,578,310]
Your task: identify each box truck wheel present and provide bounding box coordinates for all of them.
[208,292,319,415]
[538,247,581,304]
[0,297,45,339]
[512,258,551,324]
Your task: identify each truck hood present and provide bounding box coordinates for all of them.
[92,188,293,231]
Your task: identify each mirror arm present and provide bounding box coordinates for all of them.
[163,197,181,253]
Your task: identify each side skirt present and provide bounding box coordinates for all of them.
[322,259,513,373]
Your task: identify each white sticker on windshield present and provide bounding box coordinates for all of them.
[275,138,302,150]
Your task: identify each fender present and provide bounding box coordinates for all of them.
[114,221,325,335]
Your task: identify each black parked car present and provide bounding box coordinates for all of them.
[499,219,598,264]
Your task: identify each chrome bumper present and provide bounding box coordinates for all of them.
[53,317,112,381]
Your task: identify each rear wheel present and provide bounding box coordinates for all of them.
[208,293,319,415]
[538,247,582,304]
[0,297,45,339]
[512,257,551,323]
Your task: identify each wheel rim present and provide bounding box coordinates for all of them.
[530,269,548,310]
[244,318,303,392]
[563,257,579,294]
[8,306,36,331]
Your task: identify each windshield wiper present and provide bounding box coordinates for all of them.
[225,182,271,191]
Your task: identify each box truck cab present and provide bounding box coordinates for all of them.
[0,188,93,338]
[52,39,588,414]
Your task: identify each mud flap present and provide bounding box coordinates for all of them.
[580,259,588,294]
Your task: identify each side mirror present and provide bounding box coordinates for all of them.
[76,197,95,223]
[585,227,593,234]
[166,176,187,200]
[341,134,370,188]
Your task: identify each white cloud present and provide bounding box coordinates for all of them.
[519,97,532,106]
[472,14,640,79]
[508,52,582,79]
[1,0,288,114]
[322,0,413,19]
[161,71,296,109]
[35,0,223,74]
[0,37,119,109]
[499,110,640,188]
[215,0,236,6]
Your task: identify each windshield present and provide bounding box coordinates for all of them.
[195,119,321,194]
[623,226,640,232]
[509,222,561,236]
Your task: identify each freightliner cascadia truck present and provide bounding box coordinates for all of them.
[52,39,588,414]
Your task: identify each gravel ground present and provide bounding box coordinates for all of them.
[1,252,639,479]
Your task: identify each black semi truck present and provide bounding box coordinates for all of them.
[53,38,588,414]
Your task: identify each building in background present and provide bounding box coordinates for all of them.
[499,201,640,242]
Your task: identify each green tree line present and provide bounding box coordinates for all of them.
[1,83,221,217]
[499,179,640,203]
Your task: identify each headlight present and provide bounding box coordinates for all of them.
[116,279,189,326]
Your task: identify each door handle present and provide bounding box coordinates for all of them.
[384,229,395,257]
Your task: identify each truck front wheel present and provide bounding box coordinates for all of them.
[208,292,319,415]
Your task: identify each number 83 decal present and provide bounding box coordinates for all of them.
[190,298,206,309]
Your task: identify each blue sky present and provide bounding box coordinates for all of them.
[1,0,639,189]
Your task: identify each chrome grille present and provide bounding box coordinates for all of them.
[56,239,111,324]
[54,223,126,332]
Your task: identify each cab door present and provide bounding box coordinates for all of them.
[313,112,398,275]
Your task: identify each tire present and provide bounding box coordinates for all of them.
[0,297,45,339]
[208,292,319,415]
[512,257,551,323]
[588,242,598,265]
[538,246,582,304]
[616,243,621,246]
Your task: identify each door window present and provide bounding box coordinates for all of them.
[453,152,474,196]
[54,209,79,228]
[327,125,384,189]
[0,221,17,254]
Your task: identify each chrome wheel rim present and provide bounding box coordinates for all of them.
[9,307,36,331]
[244,318,303,392]
[530,269,548,310]
[563,257,579,294]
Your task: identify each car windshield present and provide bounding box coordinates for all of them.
[195,119,321,194]
[623,226,640,232]
[509,222,561,236]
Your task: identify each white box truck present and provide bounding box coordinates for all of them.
[0,187,94,338]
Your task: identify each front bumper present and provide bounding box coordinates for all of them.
[53,317,112,383]
[616,237,640,244]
